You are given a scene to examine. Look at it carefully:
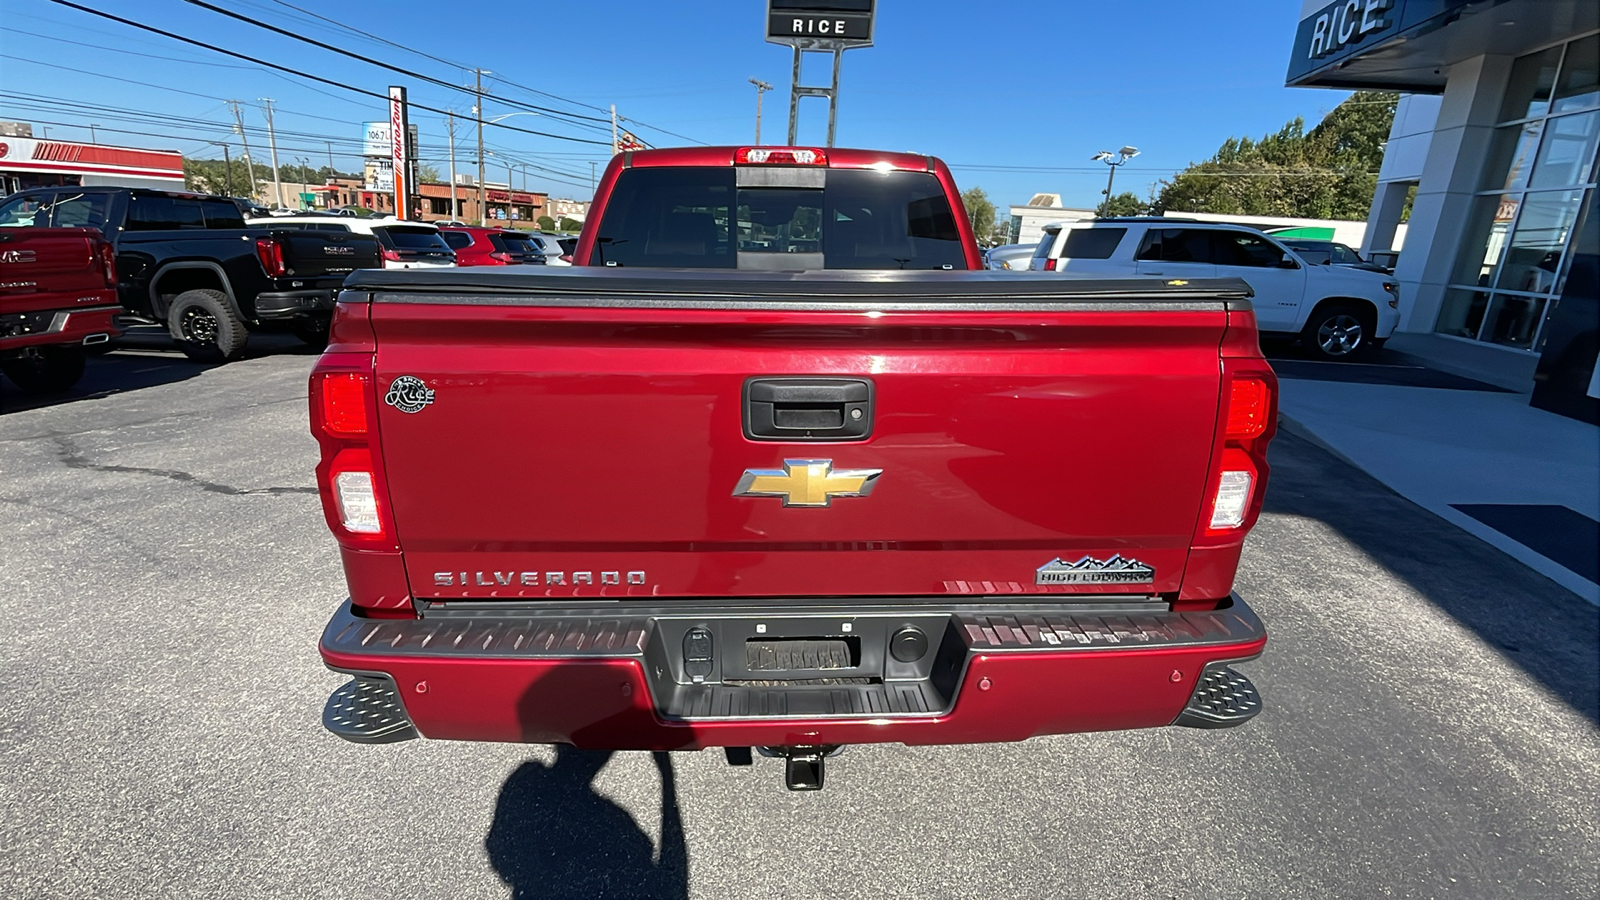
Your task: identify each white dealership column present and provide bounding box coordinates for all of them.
[1393,54,1513,333]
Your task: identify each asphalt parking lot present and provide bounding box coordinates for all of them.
[2,343,1597,900]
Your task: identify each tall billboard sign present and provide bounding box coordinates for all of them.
[389,86,411,220]
[766,0,874,48]
[765,2,875,146]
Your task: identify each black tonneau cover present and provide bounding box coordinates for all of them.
[342,267,1254,309]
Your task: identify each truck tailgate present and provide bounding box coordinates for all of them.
[359,271,1242,601]
[0,228,106,315]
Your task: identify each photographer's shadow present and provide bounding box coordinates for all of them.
[486,748,688,900]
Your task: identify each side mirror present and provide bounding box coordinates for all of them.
[1276,258,1300,269]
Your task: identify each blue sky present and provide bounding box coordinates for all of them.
[0,0,1349,207]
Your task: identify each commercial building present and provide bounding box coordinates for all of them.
[1006,194,1098,247]
[1288,0,1598,419]
[0,128,184,193]
[313,176,547,225]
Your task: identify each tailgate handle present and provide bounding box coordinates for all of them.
[744,378,873,441]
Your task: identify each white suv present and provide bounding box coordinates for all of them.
[1030,218,1400,360]
[248,215,456,269]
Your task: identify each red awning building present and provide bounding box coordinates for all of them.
[0,136,185,194]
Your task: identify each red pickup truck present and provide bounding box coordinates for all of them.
[0,227,120,394]
[314,147,1275,790]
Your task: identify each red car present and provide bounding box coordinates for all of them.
[437,226,546,267]
[0,227,121,394]
[314,147,1274,791]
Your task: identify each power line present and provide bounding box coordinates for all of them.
[44,0,611,146]
[180,0,612,130]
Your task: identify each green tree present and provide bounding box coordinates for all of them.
[418,163,442,183]
[1098,191,1148,217]
[1155,91,1398,220]
[557,217,582,232]
[961,187,996,242]
[536,215,556,231]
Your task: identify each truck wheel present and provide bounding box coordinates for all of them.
[1,346,87,394]
[1301,302,1375,361]
[291,318,330,350]
[168,289,248,363]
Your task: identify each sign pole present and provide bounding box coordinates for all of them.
[389,86,410,221]
[787,46,802,145]
[826,48,842,147]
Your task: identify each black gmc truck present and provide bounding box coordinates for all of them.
[0,187,380,361]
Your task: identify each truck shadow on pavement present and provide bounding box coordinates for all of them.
[0,333,318,415]
[485,748,689,900]
[1262,429,1599,723]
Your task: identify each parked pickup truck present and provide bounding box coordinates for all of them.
[313,148,1276,792]
[0,227,120,394]
[0,187,380,360]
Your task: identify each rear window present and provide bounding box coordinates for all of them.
[126,195,244,230]
[1058,227,1126,260]
[488,232,537,255]
[376,226,451,253]
[127,195,206,230]
[592,167,966,270]
[440,231,473,250]
[1032,233,1057,259]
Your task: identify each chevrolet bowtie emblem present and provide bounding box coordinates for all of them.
[733,459,882,507]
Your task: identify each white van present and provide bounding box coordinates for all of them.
[1031,218,1400,360]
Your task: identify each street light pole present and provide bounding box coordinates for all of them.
[1092,146,1140,214]
[749,78,772,144]
[217,142,233,196]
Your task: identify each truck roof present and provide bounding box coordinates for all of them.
[622,146,933,172]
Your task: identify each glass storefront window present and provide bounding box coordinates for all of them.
[1500,45,1564,121]
[1452,193,1516,287]
[1436,289,1491,340]
[1551,34,1599,114]
[1441,35,1600,352]
[1529,109,1600,188]
[1493,189,1584,292]
[1482,121,1543,191]
[1479,295,1548,348]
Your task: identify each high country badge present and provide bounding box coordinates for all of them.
[1036,555,1155,585]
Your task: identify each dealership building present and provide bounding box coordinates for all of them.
[1289,0,1598,419]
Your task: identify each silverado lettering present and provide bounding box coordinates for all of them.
[313,146,1277,792]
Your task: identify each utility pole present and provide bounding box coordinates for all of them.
[474,69,488,227]
[610,104,618,156]
[325,140,334,176]
[748,78,772,144]
[446,113,458,221]
[219,142,233,196]
[259,98,283,209]
[296,156,308,209]
[589,161,596,197]
[228,101,255,202]
[89,123,98,144]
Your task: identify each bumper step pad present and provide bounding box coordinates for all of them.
[1173,663,1261,728]
[323,675,419,744]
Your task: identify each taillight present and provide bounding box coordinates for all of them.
[559,254,573,263]
[1208,448,1257,530]
[330,450,382,533]
[489,251,512,263]
[310,363,395,550]
[255,237,287,277]
[1200,366,1277,538]
[1225,377,1269,440]
[319,372,369,436]
[1043,258,1058,271]
[98,242,118,287]
[381,247,402,263]
[736,147,828,165]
